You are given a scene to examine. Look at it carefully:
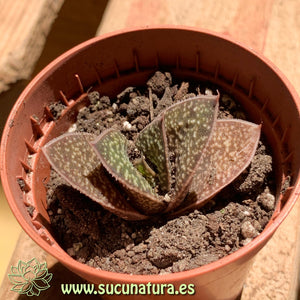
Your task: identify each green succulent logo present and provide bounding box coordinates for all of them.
[8,258,52,296]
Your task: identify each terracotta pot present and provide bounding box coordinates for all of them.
[1,26,300,300]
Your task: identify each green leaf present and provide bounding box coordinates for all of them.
[42,132,147,220]
[91,129,167,215]
[163,95,219,211]
[136,115,171,193]
[177,119,261,214]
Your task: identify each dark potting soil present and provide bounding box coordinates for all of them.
[47,71,275,275]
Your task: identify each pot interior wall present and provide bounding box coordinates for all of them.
[2,28,299,262]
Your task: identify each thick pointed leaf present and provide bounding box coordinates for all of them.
[164,95,219,211]
[177,119,261,214]
[42,132,146,220]
[91,129,167,215]
[136,115,171,193]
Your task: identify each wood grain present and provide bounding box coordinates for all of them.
[0,0,64,93]
[97,0,273,51]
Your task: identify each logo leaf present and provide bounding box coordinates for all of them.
[9,258,53,296]
[33,278,51,291]
[11,283,27,293]
[17,260,27,274]
[20,282,32,294]
[10,266,19,274]
[8,274,26,285]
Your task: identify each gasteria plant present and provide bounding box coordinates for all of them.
[42,94,261,220]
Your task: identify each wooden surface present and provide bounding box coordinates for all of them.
[97,0,272,51]
[1,0,300,299]
[0,0,64,93]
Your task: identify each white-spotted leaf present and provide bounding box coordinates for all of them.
[136,115,171,193]
[91,129,167,215]
[42,133,146,220]
[176,119,261,214]
[43,92,261,220]
[163,95,219,210]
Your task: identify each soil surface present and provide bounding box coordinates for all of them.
[47,71,275,275]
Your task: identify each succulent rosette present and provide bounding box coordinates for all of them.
[8,258,52,296]
[43,94,261,220]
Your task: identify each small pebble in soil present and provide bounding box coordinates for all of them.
[112,103,118,111]
[243,210,251,217]
[122,121,132,131]
[204,88,213,95]
[257,189,275,211]
[68,123,77,133]
[224,245,231,252]
[241,221,259,239]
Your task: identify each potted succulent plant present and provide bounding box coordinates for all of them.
[42,93,261,220]
[1,26,300,300]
